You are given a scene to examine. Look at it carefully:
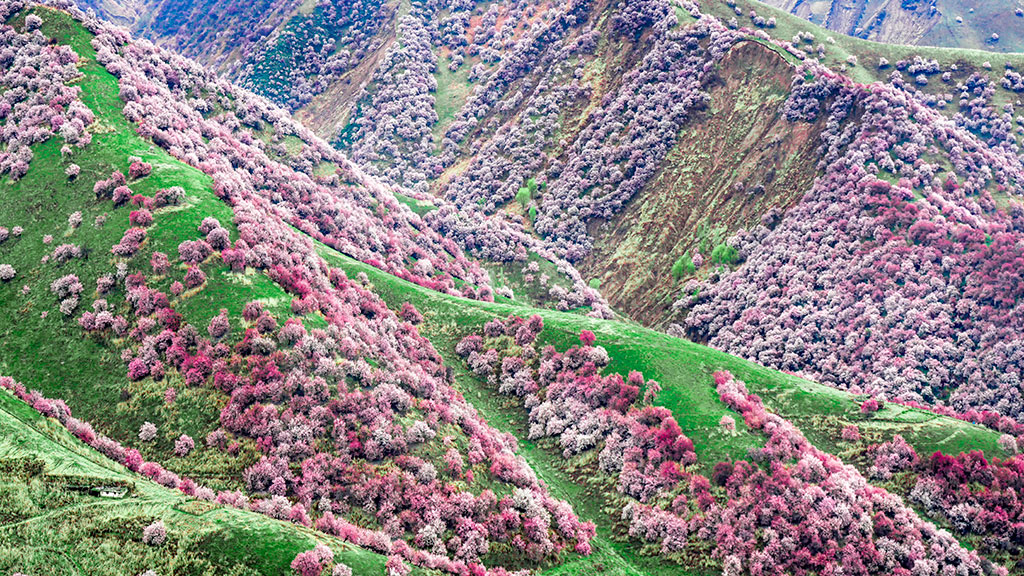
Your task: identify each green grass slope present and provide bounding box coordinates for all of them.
[708,0,1024,86]
[0,388,417,576]
[316,238,1010,575]
[0,5,1013,576]
[0,6,301,489]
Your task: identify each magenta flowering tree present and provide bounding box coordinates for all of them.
[177,240,212,264]
[174,434,194,457]
[129,160,152,179]
[861,398,881,414]
[111,228,146,257]
[399,302,422,325]
[841,424,861,441]
[141,520,166,546]
[207,309,230,340]
[183,266,206,288]
[150,251,169,275]
[129,209,153,227]
[291,544,333,576]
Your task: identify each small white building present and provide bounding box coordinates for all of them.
[93,486,128,499]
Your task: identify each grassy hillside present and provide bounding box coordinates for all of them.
[316,237,1010,575]
[709,0,1024,86]
[0,6,598,574]
[320,238,1007,463]
[1,2,1021,574]
[0,388,411,576]
[0,6,292,489]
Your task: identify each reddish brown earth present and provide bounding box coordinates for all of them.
[581,41,827,328]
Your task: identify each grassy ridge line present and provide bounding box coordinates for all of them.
[0,389,414,576]
[0,389,134,484]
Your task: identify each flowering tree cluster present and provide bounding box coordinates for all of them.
[445,3,739,261]
[908,448,1024,557]
[291,543,334,576]
[442,64,593,218]
[103,259,593,567]
[0,10,93,180]
[239,0,391,110]
[343,10,440,191]
[338,0,549,191]
[79,0,614,318]
[458,315,695,505]
[88,15,495,302]
[425,205,611,316]
[699,371,996,575]
[1002,70,1024,92]
[952,74,1017,153]
[455,318,998,573]
[115,0,292,72]
[841,432,1024,562]
[683,61,1024,421]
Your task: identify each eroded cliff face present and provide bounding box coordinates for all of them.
[580,40,825,328]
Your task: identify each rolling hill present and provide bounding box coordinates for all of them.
[73,0,1024,419]
[2,0,1024,575]
[0,382,411,576]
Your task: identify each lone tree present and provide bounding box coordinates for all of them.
[671,252,695,279]
[515,177,542,208]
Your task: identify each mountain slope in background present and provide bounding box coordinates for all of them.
[760,0,1024,53]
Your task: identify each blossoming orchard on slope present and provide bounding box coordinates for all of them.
[268,0,1024,424]
[0,1,596,572]
[3,0,1024,573]
[683,64,1024,420]
[456,316,1002,574]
